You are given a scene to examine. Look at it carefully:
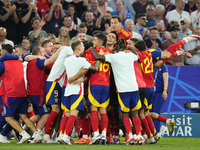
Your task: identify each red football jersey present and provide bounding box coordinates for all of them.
[117,28,132,42]
[4,60,27,97]
[0,74,4,114]
[0,74,4,96]
[138,50,154,88]
[36,0,50,18]
[134,61,146,88]
[126,49,146,88]
[85,47,113,86]
[27,59,46,95]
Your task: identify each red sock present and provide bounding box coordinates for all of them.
[123,117,132,134]
[145,115,157,136]
[59,115,69,134]
[166,41,185,54]
[86,118,91,137]
[90,111,99,132]
[107,126,112,137]
[132,117,141,135]
[75,118,81,137]
[163,52,177,63]
[142,128,146,135]
[114,117,120,136]
[157,115,167,123]
[82,118,88,135]
[141,118,151,138]
[100,114,108,132]
[45,111,59,135]
[64,115,76,135]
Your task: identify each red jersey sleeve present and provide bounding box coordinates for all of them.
[118,28,132,41]
[85,49,96,66]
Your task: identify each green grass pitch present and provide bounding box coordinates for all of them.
[0,138,200,150]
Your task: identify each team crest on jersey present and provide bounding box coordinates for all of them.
[55,98,58,103]
[147,53,151,56]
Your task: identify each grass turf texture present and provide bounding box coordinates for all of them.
[0,138,200,150]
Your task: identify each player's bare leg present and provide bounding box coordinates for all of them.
[37,114,49,131]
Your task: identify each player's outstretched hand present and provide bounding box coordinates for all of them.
[99,50,104,55]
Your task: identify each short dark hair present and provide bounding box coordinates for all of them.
[62,15,72,22]
[79,22,87,28]
[105,19,110,26]
[67,4,75,10]
[85,10,94,15]
[93,33,107,46]
[111,15,122,23]
[22,36,31,44]
[41,39,52,47]
[71,40,82,51]
[14,45,22,50]
[106,11,113,16]
[149,26,158,32]
[134,40,146,51]
[130,38,139,43]
[31,17,41,25]
[92,30,103,36]
[109,31,118,41]
[136,13,146,20]
[83,40,93,51]
[118,0,125,5]
[2,44,13,54]
[76,31,86,36]
[32,46,41,55]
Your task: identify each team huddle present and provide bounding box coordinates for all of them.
[0,16,199,145]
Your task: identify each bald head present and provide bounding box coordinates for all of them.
[0,27,7,36]
[125,19,134,32]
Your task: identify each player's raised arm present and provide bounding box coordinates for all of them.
[44,46,63,66]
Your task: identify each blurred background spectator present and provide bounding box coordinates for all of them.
[162,21,185,66]
[67,4,81,30]
[56,26,71,46]
[45,0,67,34]
[145,4,156,28]
[132,0,154,15]
[166,0,190,24]
[144,26,162,49]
